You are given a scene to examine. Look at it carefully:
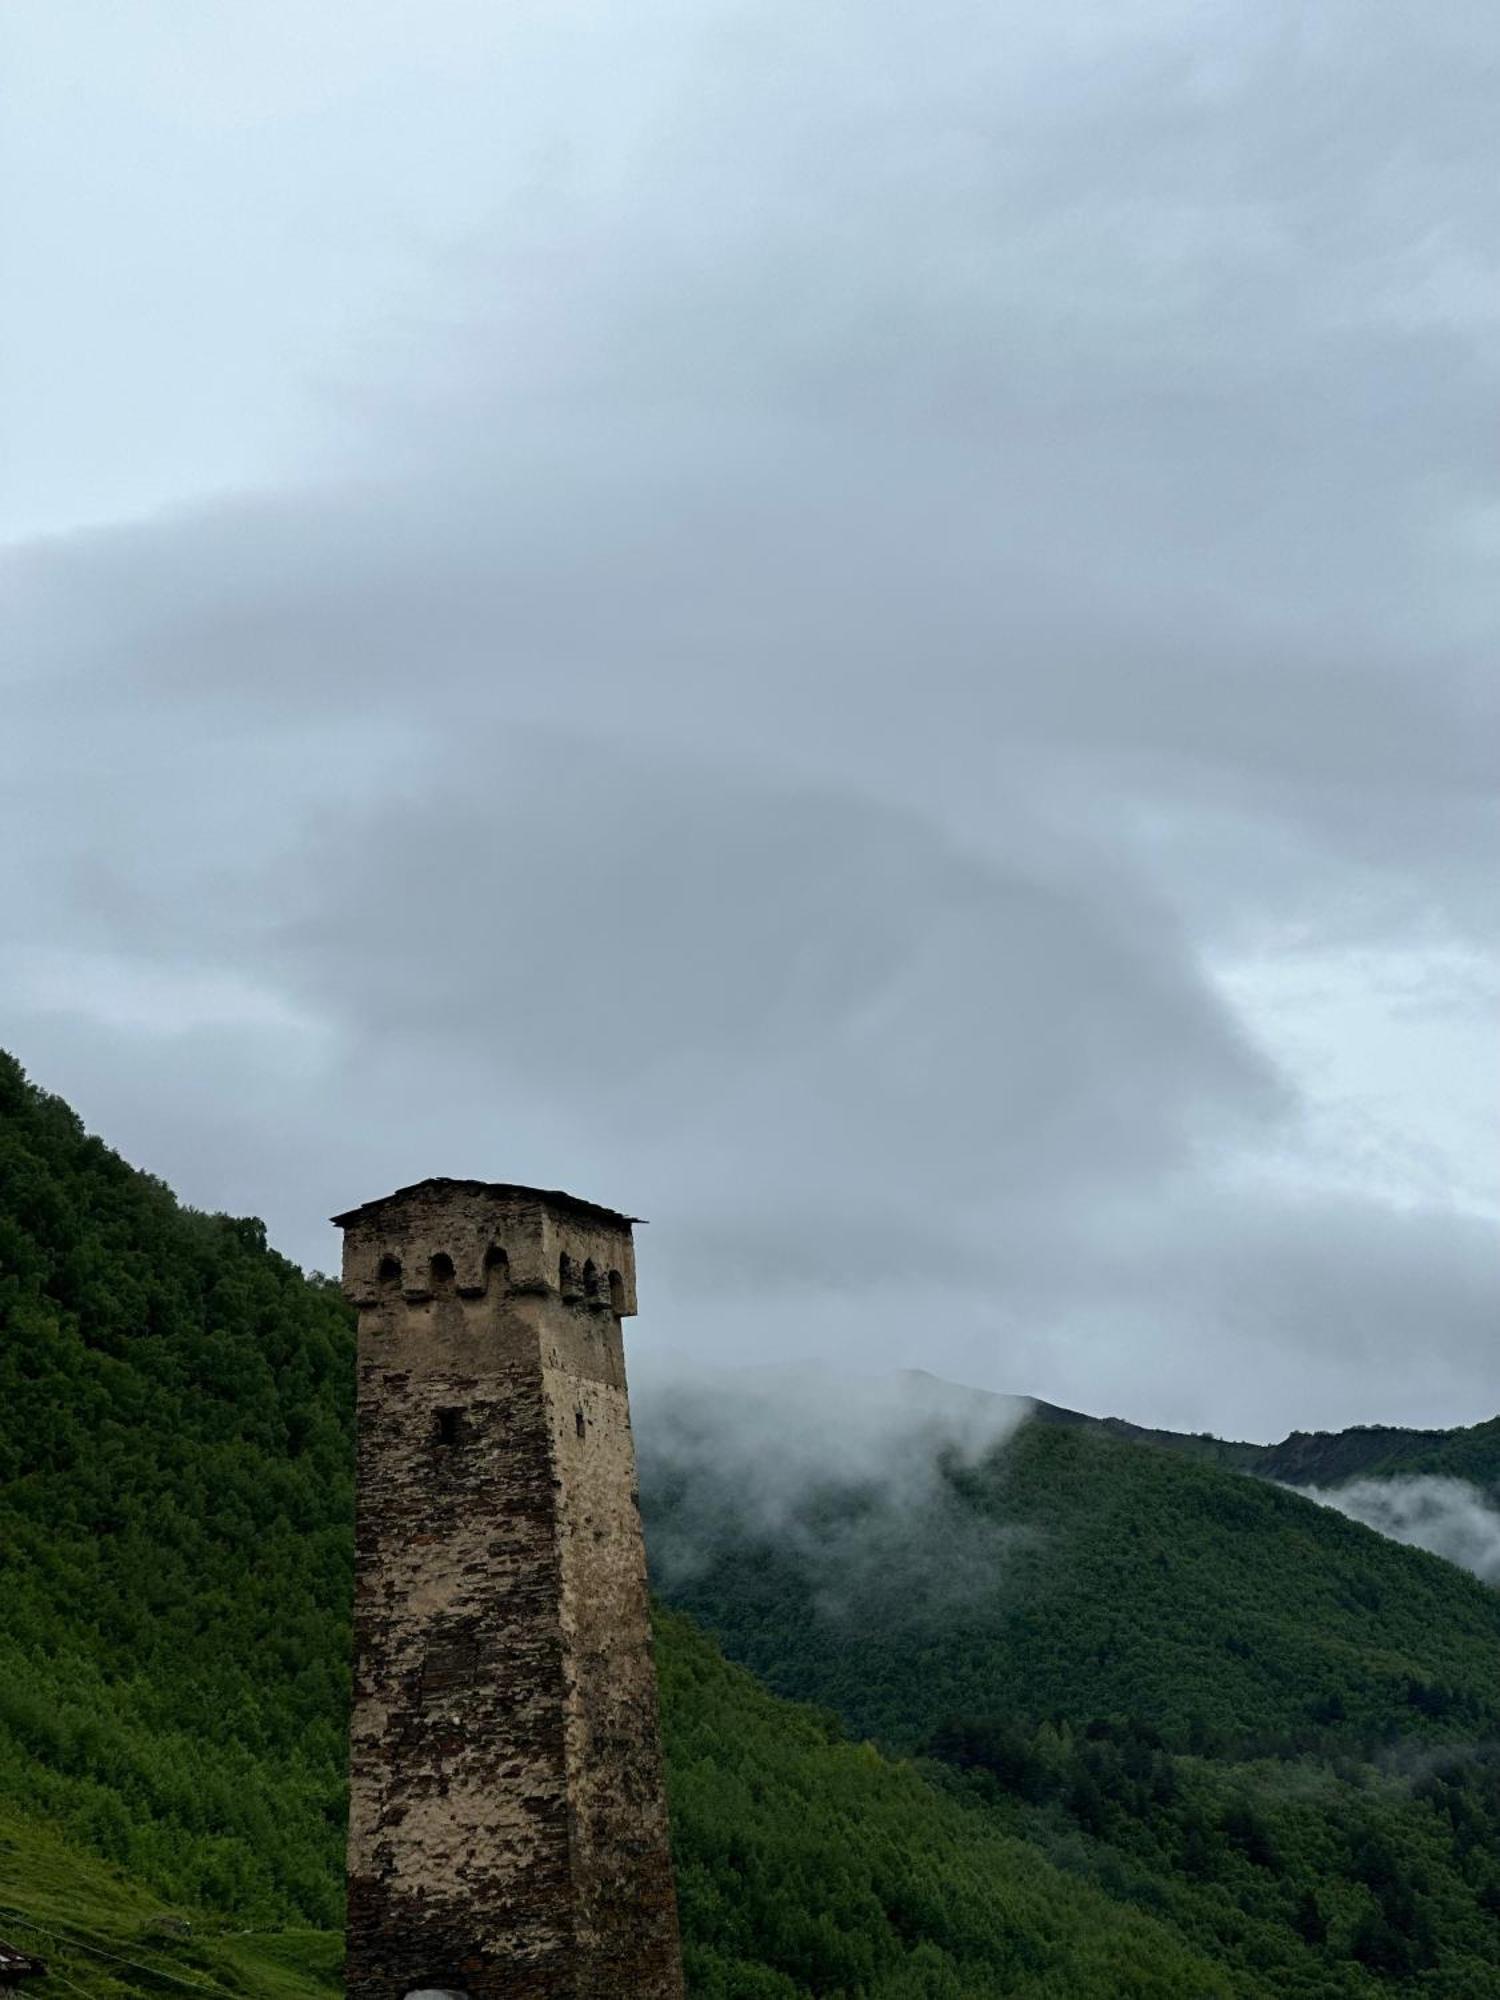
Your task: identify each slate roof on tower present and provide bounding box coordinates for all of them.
[330,1176,640,1231]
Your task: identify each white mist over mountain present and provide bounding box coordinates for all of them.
[635,1362,1500,1608]
[632,1362,1030,1619]
[1299,1477,1500,1588]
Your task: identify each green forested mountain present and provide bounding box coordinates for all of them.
[5,1049,1500,1995]
[647,1413,1500,1750]
[1025,1389,1500,1493]
[645,1397,1500,1993]
[0,1051,355,1922]
[1239,1418,1500,1492]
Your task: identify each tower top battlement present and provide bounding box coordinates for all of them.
[333,1177,639,1314]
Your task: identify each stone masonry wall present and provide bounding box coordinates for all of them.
[338,1180,684,2000]
[546,1332,681,1998]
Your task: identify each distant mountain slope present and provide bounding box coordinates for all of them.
[1250,1417,1500,1493]
[644,1385,1500,1994]
[658,1609,1235,1998]
[1024,1387,1500,1494]
[646,1403,1500,1754]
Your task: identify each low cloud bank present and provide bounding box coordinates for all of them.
[632,1363,1030,1622]
[1299,1477,1500,1588]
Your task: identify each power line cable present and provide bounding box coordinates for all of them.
[38,1964,95,2000]
[0,1908,241,2000]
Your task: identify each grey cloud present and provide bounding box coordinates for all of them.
[18,731,1277,1258]
[997,1187,1500,1434]
[266,747,1275,1131]
[1,0,1496,1441]
[9,1,1499,825]
[9,456,1493,967]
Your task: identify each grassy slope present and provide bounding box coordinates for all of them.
[0,1052,354,1922]
[0,1806,339,2000]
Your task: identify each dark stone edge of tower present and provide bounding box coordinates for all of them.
[336,1176,685,2000]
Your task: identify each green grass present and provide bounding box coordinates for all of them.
[0,1807,339,2000]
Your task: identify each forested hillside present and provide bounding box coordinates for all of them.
[647,1413,1500,1749]
[0,1052,1228,1995]
[645,1388,1500,1991]
[6,1049,1500,1995]
[0,1051,355,1921]
[1026,1390,1500,1493]
[1243,1418,1500,1492]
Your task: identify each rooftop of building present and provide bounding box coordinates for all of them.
[330,1176,640,1232]
[0,1940,46,1980]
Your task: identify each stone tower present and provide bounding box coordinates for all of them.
[333,1177,684,2000]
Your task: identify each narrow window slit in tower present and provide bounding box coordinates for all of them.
[377,1255,402,1287]
[436,1407,462,1447]
[583,1259,599,1299]
[575,1408,587,1440]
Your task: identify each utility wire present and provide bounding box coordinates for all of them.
[36,1963,96,2000]
[0,1908,242,2000]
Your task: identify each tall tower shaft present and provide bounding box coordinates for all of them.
[334,1178,684,2000]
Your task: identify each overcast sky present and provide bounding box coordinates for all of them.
[3,0,1496,1439]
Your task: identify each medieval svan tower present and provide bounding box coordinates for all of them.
[334,1178,685,2000]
